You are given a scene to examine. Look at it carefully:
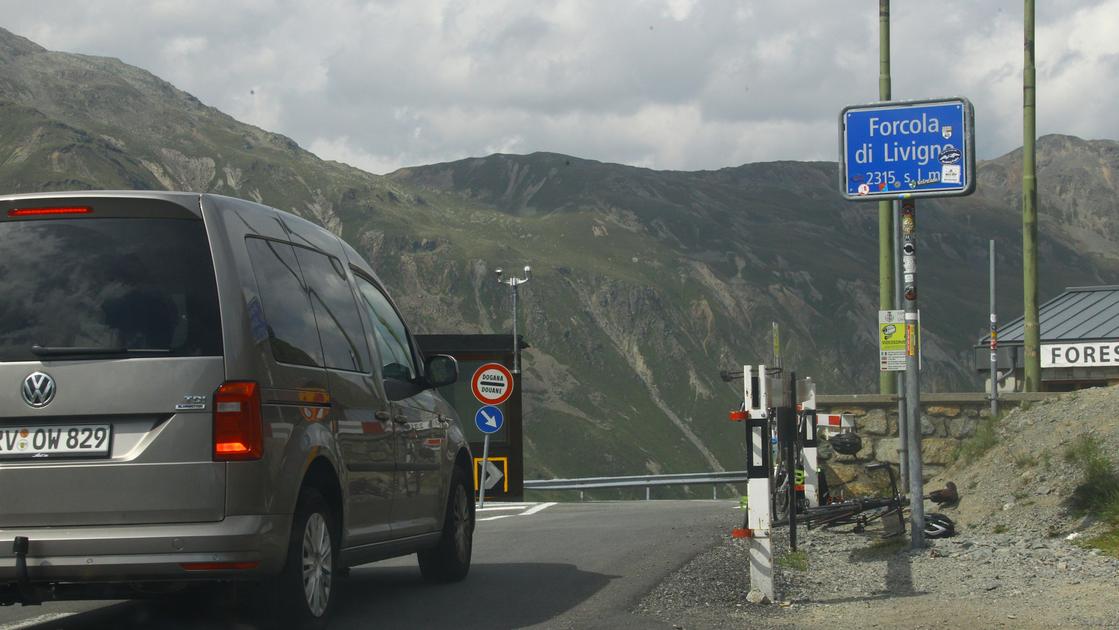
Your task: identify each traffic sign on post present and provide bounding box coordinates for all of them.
[471,363,514,406]
[482,460,503,490]
[840,97,975,200]
[474,406,504,434]
[840,96,977,551]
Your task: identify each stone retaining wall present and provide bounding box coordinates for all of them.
[815,392,1055,487]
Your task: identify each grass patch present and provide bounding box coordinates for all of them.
[954,413,1002,463]
[1013,453,1037,468]
[776,550,808,571]
[992,524,1008,534]
[1063,435,1119,523]
[1078,528,1119,558]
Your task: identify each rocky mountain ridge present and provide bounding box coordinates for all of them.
[2,27,1117,480]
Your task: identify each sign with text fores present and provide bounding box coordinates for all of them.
[1041,342,1119,368]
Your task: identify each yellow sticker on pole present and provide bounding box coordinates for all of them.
[879,310,906,371]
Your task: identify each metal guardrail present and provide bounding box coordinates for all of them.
[524,471,749,500]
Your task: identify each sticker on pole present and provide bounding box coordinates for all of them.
[474,406,504,434]
[471,363,513,405]
[879,309,906,372]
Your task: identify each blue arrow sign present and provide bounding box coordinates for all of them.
[840,97,975,200]
[474,406,504,434]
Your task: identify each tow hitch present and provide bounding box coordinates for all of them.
[8,537,41,605]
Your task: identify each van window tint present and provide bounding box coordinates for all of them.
[354,276,416,381]
[293,246,370,372]
[245,238,323,367]
[0,218,221,361]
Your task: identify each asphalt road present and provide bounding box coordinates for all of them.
[0,500,738,629]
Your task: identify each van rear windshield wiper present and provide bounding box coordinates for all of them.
[30,345,171,357]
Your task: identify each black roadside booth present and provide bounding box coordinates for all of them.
[416,334,525,501]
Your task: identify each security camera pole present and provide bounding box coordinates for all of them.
[495,265,531,374]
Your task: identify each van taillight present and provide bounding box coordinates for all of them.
[8,206,92,217]
[213,381,263,461]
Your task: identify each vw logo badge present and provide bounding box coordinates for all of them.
[22,372,56,408]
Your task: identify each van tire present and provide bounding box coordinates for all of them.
[271,487,338,629]
[417,466,473,583]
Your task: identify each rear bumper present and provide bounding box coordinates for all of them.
[0,515,290,583]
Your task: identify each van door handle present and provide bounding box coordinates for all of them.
[375,410,392,422]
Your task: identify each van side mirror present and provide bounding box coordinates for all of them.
[383,362,422,401]
[425,355,458,388]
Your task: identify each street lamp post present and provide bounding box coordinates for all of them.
[495,265,531,374]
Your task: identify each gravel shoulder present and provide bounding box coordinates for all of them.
[635,386,1119,629]
[636,523,1119,629]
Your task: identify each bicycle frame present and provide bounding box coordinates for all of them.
[801,462,908,535]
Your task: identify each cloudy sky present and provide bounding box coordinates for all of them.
[3,0,1117,173]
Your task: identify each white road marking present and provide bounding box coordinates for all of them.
[478,514,516,522]
[520,502,557,516]
[475,502,557,521]
[0,613,75,630]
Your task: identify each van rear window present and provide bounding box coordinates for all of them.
[0,218,222,361]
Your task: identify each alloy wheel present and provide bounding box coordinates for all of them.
[452,485,469,561]
[301,512,333,617]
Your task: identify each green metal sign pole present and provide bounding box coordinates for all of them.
[879,0,905,483]
[878,0,895,395]
[1023,0,1040,391]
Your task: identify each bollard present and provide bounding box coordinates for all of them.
[743,365,775,603]
[800,379,820,507]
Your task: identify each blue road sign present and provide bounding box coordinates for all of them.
[475,406,504,434]
[840,97,975,200]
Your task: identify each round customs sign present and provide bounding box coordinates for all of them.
[471,363,514,406]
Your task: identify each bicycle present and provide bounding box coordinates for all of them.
[800,462,907,536]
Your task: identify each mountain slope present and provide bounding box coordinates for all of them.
[2,27,1117,483]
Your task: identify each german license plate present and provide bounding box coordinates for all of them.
[0,425,111,459]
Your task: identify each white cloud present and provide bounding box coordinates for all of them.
[2,0,1117,172]
[661,0,698,22]
[307,136,404,175]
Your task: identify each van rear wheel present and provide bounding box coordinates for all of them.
[273,487,338,629]
[417,466,473,583]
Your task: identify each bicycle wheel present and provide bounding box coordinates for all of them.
[774,468,790,516]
